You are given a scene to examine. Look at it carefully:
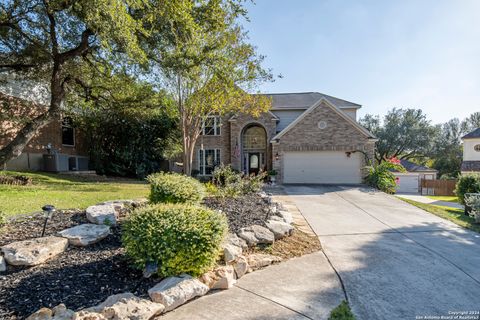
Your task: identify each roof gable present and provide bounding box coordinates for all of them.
[271,98,376,141]
[462,128,480,139]
[400,159,437,172]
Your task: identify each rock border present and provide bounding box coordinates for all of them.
[24,193,296,319]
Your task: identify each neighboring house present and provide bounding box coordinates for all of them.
[393,159,437,194]
[0,78,89,172]
[193,92,377,184]
[461,128,480,174]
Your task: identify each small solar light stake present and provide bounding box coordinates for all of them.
[41,205,56,237]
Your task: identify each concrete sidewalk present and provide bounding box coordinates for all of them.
[396,193,464,210]
[161,252,345,320]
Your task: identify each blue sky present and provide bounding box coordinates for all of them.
[242,0,480,124]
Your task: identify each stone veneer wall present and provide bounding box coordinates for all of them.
[272,100,376,183]
[228,112,278,172]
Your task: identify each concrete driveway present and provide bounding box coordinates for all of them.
[284,185,480,320]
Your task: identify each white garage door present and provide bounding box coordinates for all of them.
[283,151,363,184]
[395,175,419,193]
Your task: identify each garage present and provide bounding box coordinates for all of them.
[283,151,363,184]
[394,174,419,193]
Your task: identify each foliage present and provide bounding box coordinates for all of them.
[455,174,480,205]
[122,203,228,277]
[0,171,148,217]
[77,78,178,178]
[147,172,205,204]
[146,0,273,175]
[465,194,480,222]
[365,160,406,194]
[399,198,480,234]
[329,301,356,320]
[211,164,266,197]
[430,119,463,177]
[0,211,7,226]
[461,112,480,134]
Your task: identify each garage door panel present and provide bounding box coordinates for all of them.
[395,175,419,193]
[283,151,362,184]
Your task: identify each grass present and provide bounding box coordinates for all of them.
[399,198,480,234]
[329,301,356,320]
[425,195,459,203]
[0,171,149,217]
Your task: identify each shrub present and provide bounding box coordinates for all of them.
[147,172,205,204]
[365,160,406,194]
[329,301,356,320]
[122,203,228,277]
[455,174,480,204]
[211,164,266,197]
[465,194,480,223]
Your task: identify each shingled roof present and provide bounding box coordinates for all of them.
[400,159,437,172]
[260,92,361,110]
[462,128,480,139]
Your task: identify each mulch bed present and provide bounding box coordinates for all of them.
[203,193,275,233]
[0,192,282,319]
[0,211,160,320]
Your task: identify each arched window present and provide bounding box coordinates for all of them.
[243,126,266,150]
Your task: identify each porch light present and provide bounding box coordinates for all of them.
[41,205,56,237]
[275,152,280,161]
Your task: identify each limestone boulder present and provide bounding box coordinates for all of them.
[87,292,164,319]
[26,308,53,320]
[223,244,242,263]
[1,236,68,266]
[233,255,249,279]
[86,205,118,226]
[247,253,282,271]
[58,224,110,246]
[72,311,106,320]
[237,225,274,246]
[278,210,294,224]
[225,233,248,250]
[26,304,75,320]
[211,265,236,290]
[265,219,294,240]
[148,274,209,312]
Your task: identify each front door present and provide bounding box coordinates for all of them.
[248,152,260,175]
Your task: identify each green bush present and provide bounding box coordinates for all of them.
[211,164,266,197]
[122,203,228,277]
[455,174,480,204]
[365,161,405,194]
[329,301,356,320]
[147,172,205,204]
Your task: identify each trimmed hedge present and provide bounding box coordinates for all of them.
[147,172,205,204]
[455,174,480,204]
[122,203,228,277]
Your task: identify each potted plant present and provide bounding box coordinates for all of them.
[268,170,277,184]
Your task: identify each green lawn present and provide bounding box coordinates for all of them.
[0,171,149,217]
[399,198,480,234]
[425,195,459,203]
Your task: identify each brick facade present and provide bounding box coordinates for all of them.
[0,92,89,170]
[192,100,376,183]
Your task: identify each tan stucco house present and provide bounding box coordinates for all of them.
[193,92,377,184]
[461,128,480,174]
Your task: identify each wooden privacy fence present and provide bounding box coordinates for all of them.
[421,179,457,196]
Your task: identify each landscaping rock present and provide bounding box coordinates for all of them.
[278,210,293,224]
[233,255,249,278]
[1,236,68,266]
[247,253,282,271]
[223,244,242,263]
[238,225,275,246]
[26,308,53,320]
[57,224,110,246]
[52,304,75,320]
[87,292,164,319]
[265,219,294,240]
[86,205,118,226]
[0,256,6,272]
[270,204,277,214]
[226,233,248,249]
[73,311,106,320]
[211,265,236,290]
[148,274,209,312]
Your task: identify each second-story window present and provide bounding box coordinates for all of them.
[202,116,221,136]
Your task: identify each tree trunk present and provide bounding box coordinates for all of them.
[0,63,65,167]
